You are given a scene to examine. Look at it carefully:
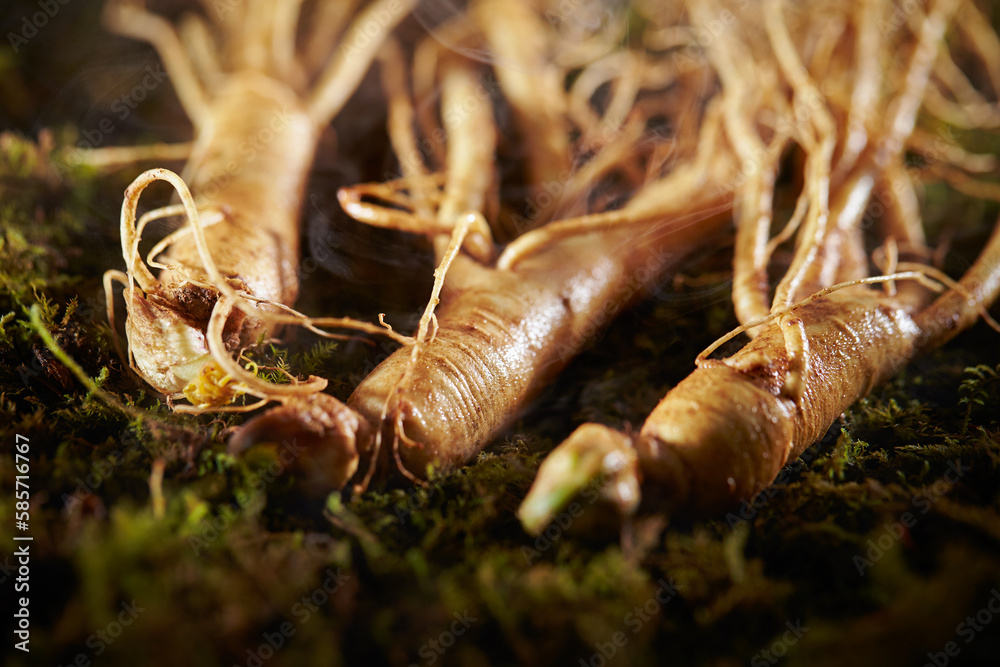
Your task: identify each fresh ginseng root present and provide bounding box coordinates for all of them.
[519,217,1000,532]
[102,0,415,410]
[231,198,733,494]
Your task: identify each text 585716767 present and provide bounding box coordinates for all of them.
[13,433,32,653]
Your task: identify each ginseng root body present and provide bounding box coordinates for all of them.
[349,209,731,483]
[124,80,317,396]
[520,0,1000,534]
[519,221,1000,532]
[104,0,414,407]
[231,0,736,493]
[232,202,732,490]
[636,287,920,516]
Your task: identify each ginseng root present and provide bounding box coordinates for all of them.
[232,193,735,493]
[102,0,414,410]
[230,2,740,492]
[519,0,1000,531]
[520,241,1000,532]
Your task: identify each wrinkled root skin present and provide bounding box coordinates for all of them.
[346,260,574,484]
[227,202,732,495]
[518,288,930,530]
[345,212,731,488]
[636,289,922,516]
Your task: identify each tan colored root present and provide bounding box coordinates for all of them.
[873,238,901,295]
[518,0,1000,530]
[434,57,497,260]
[547,118,646,223]
[709,0,964,327]
[412,22,471,171]
[925,163,1000,202]
[568,51,644,151]
[546,0,628,69]
[955,0,1000,97]
[308,0,419,125]
[113,167,412,407]
[907,215,1000,347]
[342,48,499,262]
[687,0,783,328]
[204,297,328,400]
[878,0,961,167]
[179,13,224,91]
[123,168,409,342]
[347,0,723,271]
[918,0,1000,131]
[696,271,948,367]
[765,0,838,310]
[881,166,927,248]
[379,37,434,220]
[303,0,362,76]
[63,143,192,170]
[271,0,308,86]
[337,176,449,235]
[103,269,130,367]
[713,239,1000,366]
[473,0,570,202]
[360,214,475,491]
[832,0,881,179]
[496,98,731,271]
[908,128,996,174]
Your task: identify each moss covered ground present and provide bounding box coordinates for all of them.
[3,2,1000,666]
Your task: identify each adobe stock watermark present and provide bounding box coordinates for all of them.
[750,620,809,666]
[7,0,73,54]
[61,451,125,511]
[507,122,675,236]
[543,0,611,30]
[540,242,683,368]
[877,0,921,36]
[390,71,500,183]
[408,610,478,667]
[670,0,752,69]
[853,459,970,576]
[521,449,636,565]
[211,0,243,19]
[578,578,679,667]
[922,588,1000,667]
[61,426,155,512]
[720,82,828,194]
[856,124,966,233]
[55,600,145,667]
[235,568,350,667]
[54,63,169,179]
[391,484,439,524]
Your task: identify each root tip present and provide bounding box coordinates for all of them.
[229,394,367,495]
[518,423,640,536]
